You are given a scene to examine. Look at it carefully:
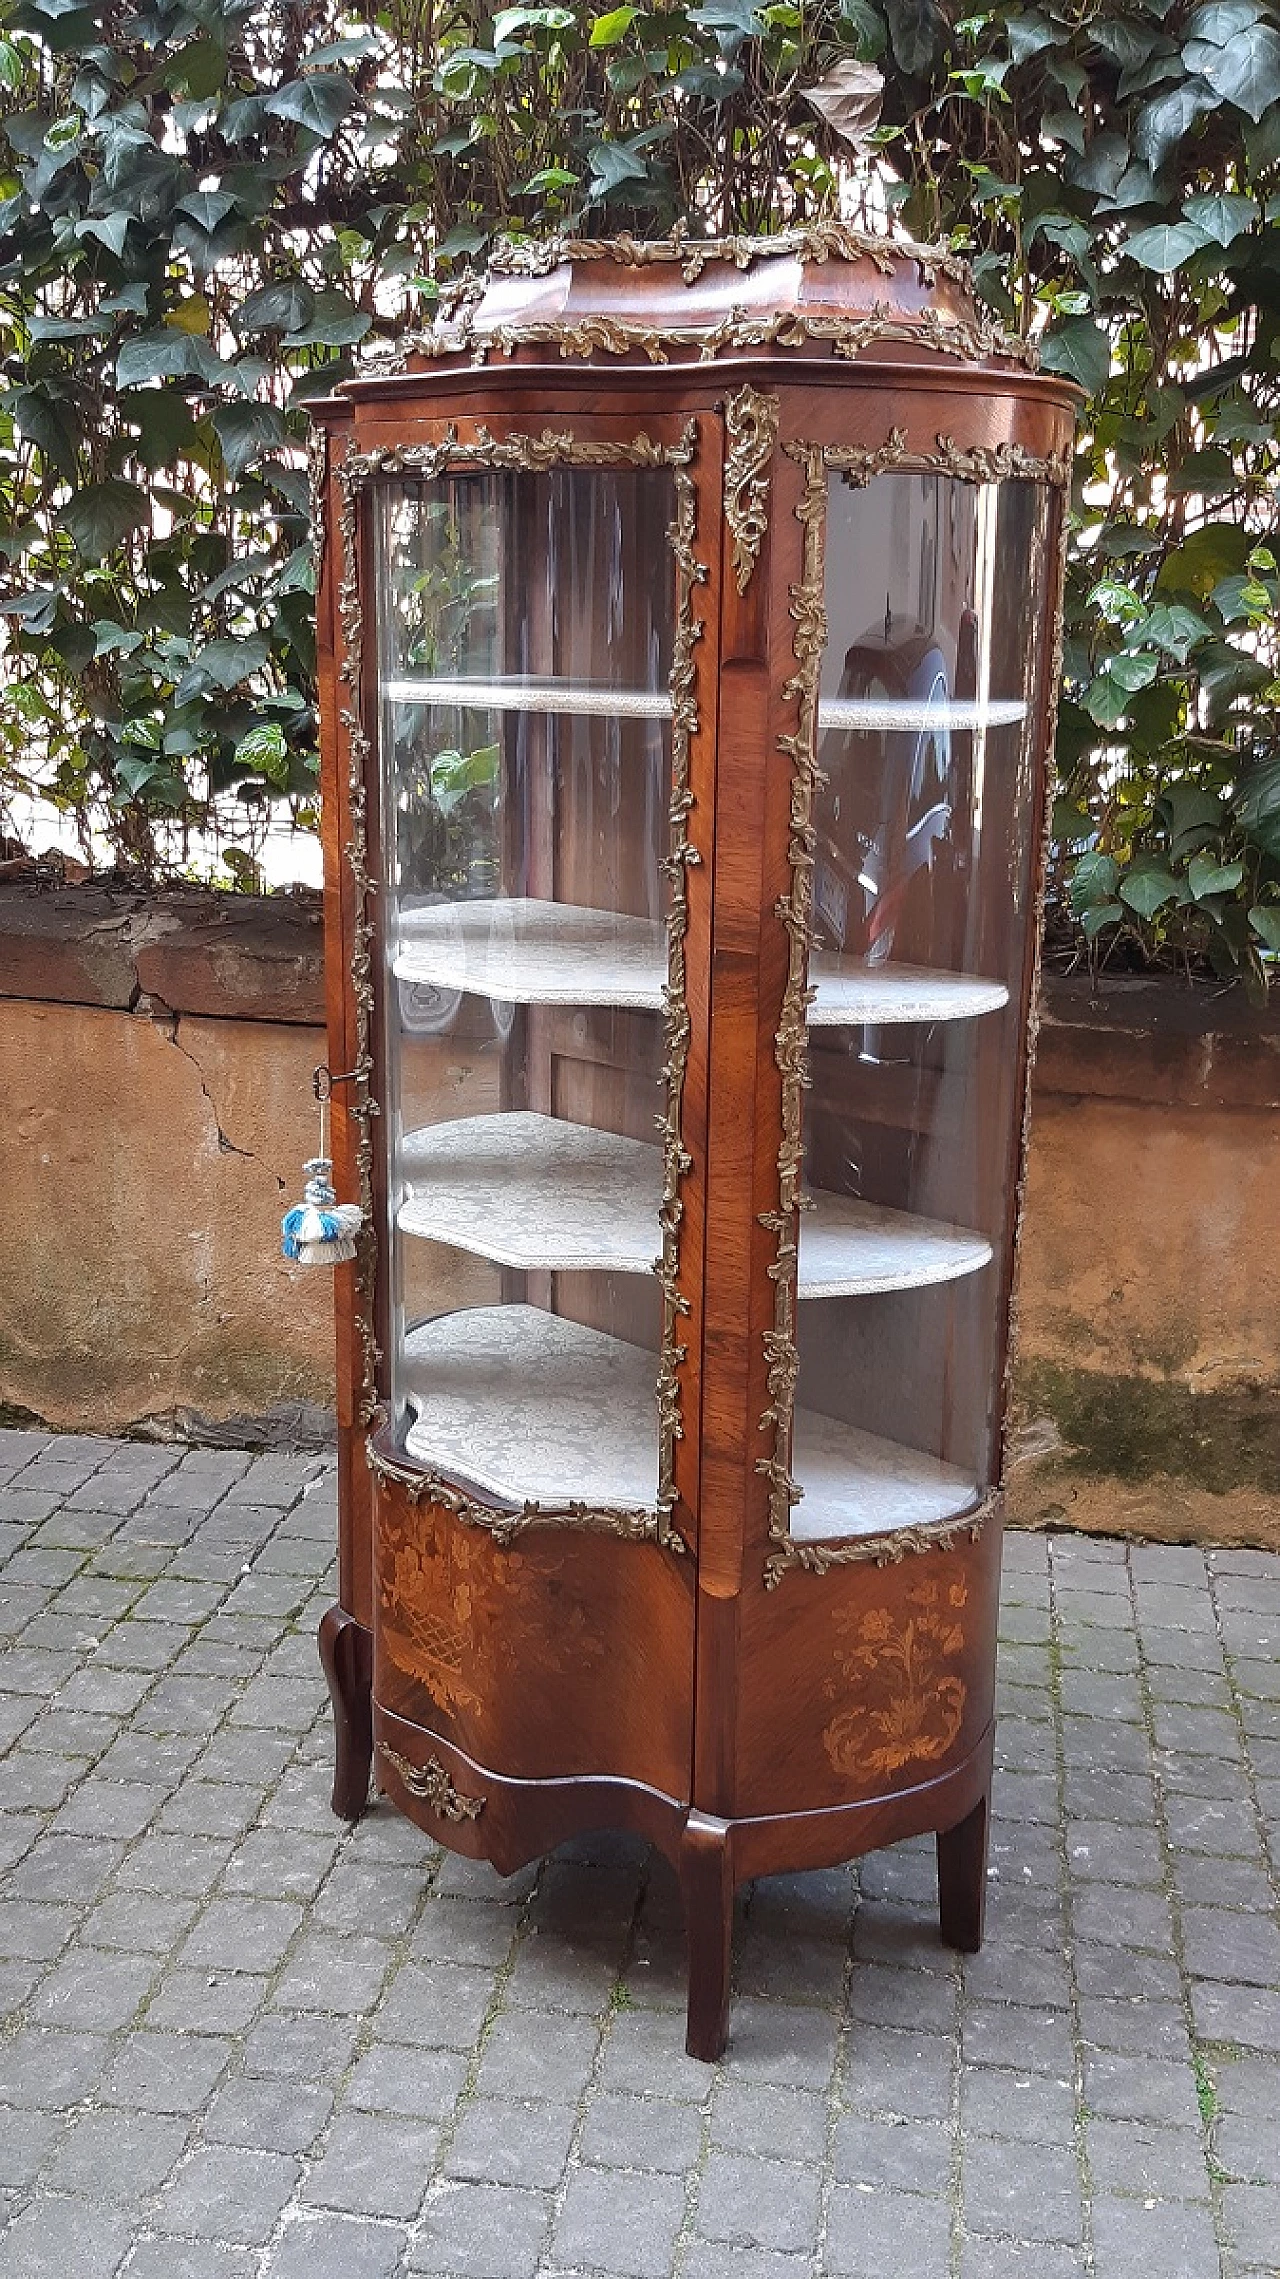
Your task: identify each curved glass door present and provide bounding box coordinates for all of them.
[786,468,1055,1544]
[374,462,678,1515]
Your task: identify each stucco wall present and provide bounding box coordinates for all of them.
[3,884,1278,1542]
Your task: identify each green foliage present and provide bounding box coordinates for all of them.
[0,1,1275,981]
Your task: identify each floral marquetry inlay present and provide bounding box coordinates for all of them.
[822,1578,969,1780]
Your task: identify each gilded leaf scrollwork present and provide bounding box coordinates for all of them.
[822,1577,970,1779]
[335,422,705,1552]
[724,386,779,594]
[377,1742,485,1821]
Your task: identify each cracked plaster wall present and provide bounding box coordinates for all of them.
[4,996,335,1434]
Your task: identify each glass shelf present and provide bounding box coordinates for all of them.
[383,676,1027,736]
[393,898,1009,1024]
[397,1112,993,1295]
[401,1304,977,1538]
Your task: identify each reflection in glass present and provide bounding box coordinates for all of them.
[374,467,677,1508]
[790,471,1054,1543]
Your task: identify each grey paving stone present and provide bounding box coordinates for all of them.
[0,2195,135,2278]
[273,1933,395,2017]
[697,2147,821,2252]
[1064,1819,1164,1887]
[683,2247,817,2279]
[832,2112,951,2193]
[315,1864,431,1942]
[47,2104,190,2201]
[240,2011,360,2080]
[262,2212,408,2279]
[721,1996,841,2090]
[155,2142,300,2244]
[1072,1883,1176,1954]
[1081,2048,1202,2130]
[204,2073,334,2153]
[343,2040,468,2121]
[3,2028,109,2108]
[1220,2182,1280,2267]
[179,1896,305,1975]
[962,2135,1084,2243]
[961,2063,1077,2144]
[825,2181,953,2275]
[115,1831,236,1896]
[1090,2194,1220,2279]
[475,2009,602,2104]
[1078,1996,1191,2062]
[1181,1906,1280,1986]
[1214,2105,1280,2185]
[447,2096,576,2189]
[958,2242,1084,2279]
[157,1779,264,1839]
[409,2180,552,2278]
[582,2089,706,2172]
[1074,1946,1182,2004]
[6,1831,122,1903]
[148,1969,272,2033]
[961,2003,1075,2077]
[303,2109,437,2218]
[709,2078,825,2161]
[1190,1979,1280,2052]
[554,2163,685,2277]
[1085,2118,1210,2201]
[0,1897,78,1959]
[0,2107,62,2189]
[29,1944,157,2031]
[102,2029,233,2113]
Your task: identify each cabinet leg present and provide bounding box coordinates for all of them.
[937,1787,989,1953]
[318,1604,373,1822]
[681,1812,734,2062]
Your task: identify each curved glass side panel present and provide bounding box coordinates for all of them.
[790,469,1054,1546]
[374,465,677,1514]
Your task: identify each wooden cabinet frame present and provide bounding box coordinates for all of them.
[310,233,1075,2061]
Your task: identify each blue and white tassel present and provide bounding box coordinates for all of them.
[282,1082,363,1267]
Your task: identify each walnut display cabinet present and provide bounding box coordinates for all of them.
[310,226,1075,2061]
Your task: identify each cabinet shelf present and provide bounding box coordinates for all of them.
[393,898,1009,1024]
[398,1112,993,1294]
[383,675,1027,737]
[402,1304,977,1539]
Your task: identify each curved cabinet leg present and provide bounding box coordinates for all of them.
[936,1786,989,1953]
[681,1811,734,2063]
[318,1605,374,1822]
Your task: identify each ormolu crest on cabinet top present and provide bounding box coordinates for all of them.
[822,1577,969,1780]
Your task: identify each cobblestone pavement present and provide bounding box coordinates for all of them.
[1,1429,1278,2278]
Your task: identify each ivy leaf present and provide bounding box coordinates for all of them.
[1249,905,1280,950]
[1157,784,1229,855]
[1189,851,1245,898]
[1070,849,1121,911]
[1119,866,1180,917]
[174,634,270,705]
[1108,650,1159,693]
[589,6,639,43]
[1183,190,1259,243]
[234,279,316,335]
[1185,0,1268,39]
[12,384,80,481]
[1142,604,1215,661]
[1135,77,1218,167]
[1081,899,1125,937]
[282,289,372,347]
[882,0,944,74]
[1004,7,1054,60]
[1124,221,1211,271]
[263,74,361,139]
[75,211,130,256]
[212,400,288,477]
[586,140,652,193]
[116,331,224,388]
[176,189,239,233]
[1083,674,1129,727]
[1038,314,1110,396]
[63,479,149,560]
[1197,24,1280,118]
